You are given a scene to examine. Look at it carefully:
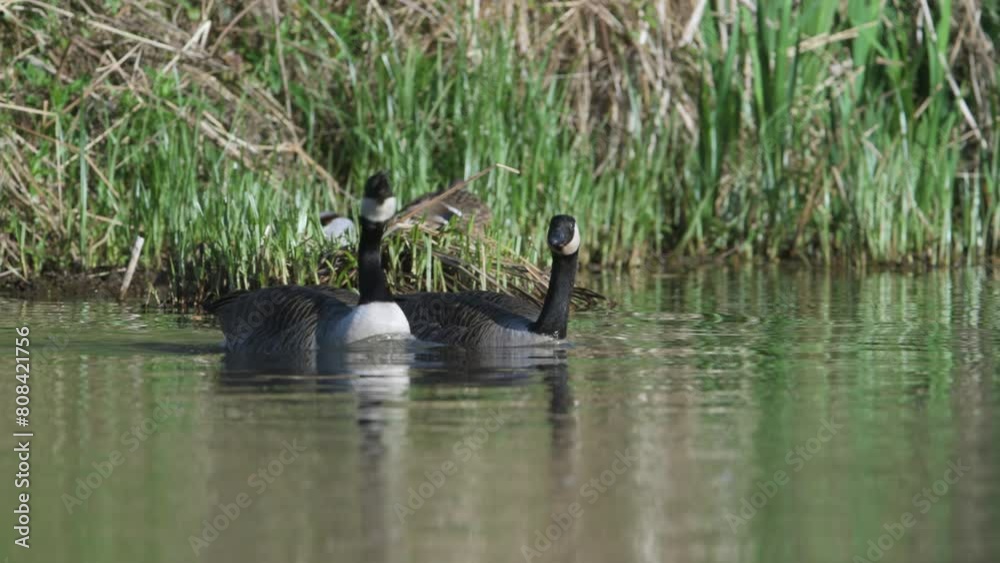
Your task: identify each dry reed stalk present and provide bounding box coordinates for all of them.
[118,235,145,300]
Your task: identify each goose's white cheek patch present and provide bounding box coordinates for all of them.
[560,224,580,255]
[361,197,397,223]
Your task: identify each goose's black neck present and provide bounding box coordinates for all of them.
[530,251,578,338]
[357,219,392,304]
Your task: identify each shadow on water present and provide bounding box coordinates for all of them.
[214,340,571,390]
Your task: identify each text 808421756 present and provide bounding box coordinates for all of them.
[13,326,33,549]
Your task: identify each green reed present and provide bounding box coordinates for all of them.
[1,1,996,300]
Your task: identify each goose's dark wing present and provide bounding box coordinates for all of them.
[450,290,540,318]
[205,286,357,352]
[306,285,360,305]
[395,291,539,347]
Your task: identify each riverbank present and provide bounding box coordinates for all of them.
[3,1,998,299]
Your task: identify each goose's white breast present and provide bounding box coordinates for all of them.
[327,302,411,344]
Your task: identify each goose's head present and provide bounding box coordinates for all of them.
[547,215,580,256]
[360,171,397,225]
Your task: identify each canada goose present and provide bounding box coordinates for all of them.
[318,181,490,245]
[396,215,580,348]
[206,172,410,351]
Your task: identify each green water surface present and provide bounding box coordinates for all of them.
[1,267,998,563]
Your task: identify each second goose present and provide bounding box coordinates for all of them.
[396,215,580,349]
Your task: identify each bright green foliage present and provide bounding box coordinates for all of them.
[1,1,996,299]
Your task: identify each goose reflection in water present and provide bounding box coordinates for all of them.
[210,342,576,562]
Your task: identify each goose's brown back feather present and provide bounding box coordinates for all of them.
[401,188,491,231]
[205,286,359,352]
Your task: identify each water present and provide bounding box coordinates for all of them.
[1,267,998,563]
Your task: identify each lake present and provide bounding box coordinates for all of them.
[1,266,998,562]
